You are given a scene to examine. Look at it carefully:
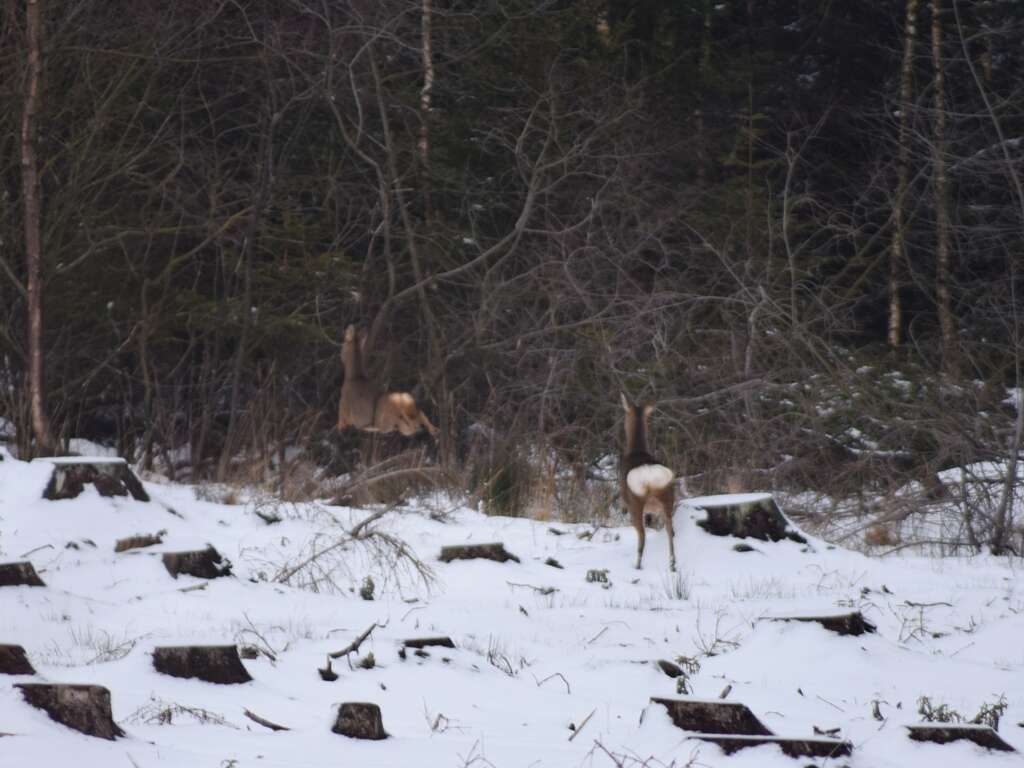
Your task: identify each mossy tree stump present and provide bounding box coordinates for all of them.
[162,545,232,579]
[0,644,36,675]
[332,702,387,740]
[0,561,46,587]
[152,645,252,684]
[16,684,124,740]
[36,457,149,502]
[689,493,806,543]
[651,698,773,735]
[907,724,1015,752]
[439,543,520,563]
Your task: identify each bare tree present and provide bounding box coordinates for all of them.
[20,0,55,453]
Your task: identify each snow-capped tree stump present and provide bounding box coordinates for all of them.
[162,546,232,579]
[693,734,853,758]
[439,543,520,563]
[0,644,35,675]
[907,724,1015,752]
[0,561,46,587]
[402,637,456,650]
[15,684,124,740]
[766,611,876,637]
[655,660,683,678]
[688,493,806,543]
[152,645,252,684]
[332,702,387,740]
[115,533,164,552]
[36,457,149,502]
[651,697,773,735]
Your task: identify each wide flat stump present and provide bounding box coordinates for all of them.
[35,457,149,502]
[0,561,46,588]
[688,493,806,543]
[402,637,456,649]
[907,724,1016,752]
[16,683,124,740]
[162,545,232,579]
[115,532,164,552]
[0,644,36,675]
[693,734,852,758]
[439,543,520,563]
[332,702,387,740]
[152,645,252,684]
[651,698,773,736]
[765,611,876,637]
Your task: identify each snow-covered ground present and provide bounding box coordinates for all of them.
[1,450,1022,767]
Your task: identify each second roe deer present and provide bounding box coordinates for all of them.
[337,324,438,438]
[620,393,677,571]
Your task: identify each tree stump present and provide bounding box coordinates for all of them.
[16,684,124,740]
[402,637,456,650]
[162,546,232,579]
[438,543,520,563]
[0,561,46,588]
[765,611,876,637]
[332,702,387,740]
[152,645,252,684]
[651,697,773,735]
[688,493,807,543]
[36,457,149,502]
[693,734,852,758]
[115,533,164,552]
[907,724,1015,752]
[0,644,36,675]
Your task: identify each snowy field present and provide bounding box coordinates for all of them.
[1,448,1022,767]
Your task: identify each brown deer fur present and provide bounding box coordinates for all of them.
[337,325,438,438]
[620,393,677,571]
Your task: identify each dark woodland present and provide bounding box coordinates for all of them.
[1,1,1023,549]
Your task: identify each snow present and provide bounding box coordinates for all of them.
[0,455,1022,767]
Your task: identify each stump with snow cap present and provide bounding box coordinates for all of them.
[0,644,36,675]
[402,637,456,650]
[332,702,387,740]
[152,645,252,683]
[0,561,46,587]
[693,734,853,758]
[651,698,773,736]
[907,724,1016,752]
[35,456,149,502]
[688,493,806,543]
[765,611,876,637]
[16,684,124,740]
[162,545,232,579]
[439,543,520,563]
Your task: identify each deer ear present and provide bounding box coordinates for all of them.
[620,392,632,412]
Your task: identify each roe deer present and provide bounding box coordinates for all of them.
[337,325,439,438]
[620,393,677,571]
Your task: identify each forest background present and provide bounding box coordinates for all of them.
[2,0,1022,553]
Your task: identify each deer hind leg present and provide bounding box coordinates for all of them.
[661,488,677,572]
[628,496,646,569]
[417,410,439,438]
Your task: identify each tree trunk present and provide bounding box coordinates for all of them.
[889,0,919,349]
[931,0,956,372]
[21,0,55,454]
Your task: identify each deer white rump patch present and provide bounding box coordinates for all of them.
[626,464,675,495]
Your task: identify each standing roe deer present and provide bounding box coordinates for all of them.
[337,324,438,438]
[620,393,677,571]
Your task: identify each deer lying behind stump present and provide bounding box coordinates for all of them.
[620,393,677,571]
[337,325,438,438]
